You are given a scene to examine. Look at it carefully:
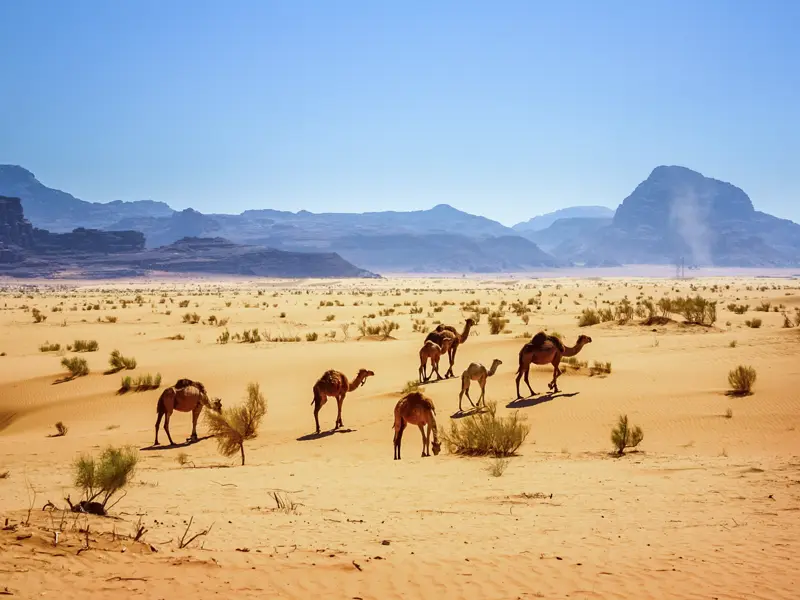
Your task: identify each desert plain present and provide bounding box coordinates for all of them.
[1,272,799,600]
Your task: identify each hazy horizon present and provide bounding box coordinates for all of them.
[1,0,798,226]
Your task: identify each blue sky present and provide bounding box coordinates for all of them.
[1,0,798,225]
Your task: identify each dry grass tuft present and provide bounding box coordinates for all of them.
[442,401,530,457]
[204,382,267,465]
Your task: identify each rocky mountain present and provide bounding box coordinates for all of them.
[0,165,174,231]
[516,217,613,254]
[513,206,614,232]
[568,166,800,266]
[0,196,377,278]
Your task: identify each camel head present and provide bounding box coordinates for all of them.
[577,335,593,346]
[431,438,441,456]
[357,369,375,386]
[210,398,223,413]
[464,318,475,327]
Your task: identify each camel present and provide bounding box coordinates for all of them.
[418,338,453,382]
[154,379,222,446]
[515,332,592,398]
[393,391,441,460]
[458,359,502,411]
[311,368,374,434]
[425,318,475,378]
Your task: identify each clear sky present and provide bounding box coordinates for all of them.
[1,0,798,225]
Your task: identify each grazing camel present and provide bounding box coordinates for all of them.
[515,332,592,398]
[393,391,441,460]
[418,338,453,382]
[425,318,475,378]
[458,359,503,411]
[311,368,374,434]
[154,379,222,446]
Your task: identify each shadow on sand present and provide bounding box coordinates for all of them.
[296,428,356,442]
[139,435,214,452]
[506,391,579,409]
[450,406,487,419]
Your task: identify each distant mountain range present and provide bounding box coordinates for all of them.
[1,163,798,270]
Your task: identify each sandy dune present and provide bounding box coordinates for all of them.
[1,274,799,599]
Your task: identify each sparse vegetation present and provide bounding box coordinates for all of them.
[108,349,136,371]
[61,356,89,379]
[578,308,601,327]
[39,341,61,352]
[745,318,762,328]
[53,421,68,437]
[204,382,267,465]
[590,361,612,375]
[402,380,423,394]
[182,312,201,324]
[305,332,319,341]
[728,365,756,395]
[488,314,509,335]
[441,401,530,457]
[72,445,138,514]
[486,457,510,477]
[32,308,47,323]
[69,339,99,352]
[610,414,644,455]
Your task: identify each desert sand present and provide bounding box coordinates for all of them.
[1,273,799,599]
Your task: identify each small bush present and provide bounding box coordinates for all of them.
[70,339,99,352]
[486,457,510,477]
[104,316,118,323]
[578,309,601,327]
[61,356,89,378]
[728,365,756,395]
[179,300,190,308]
[305,332,319,342]
[402,380,423,394]
[324,314,335,322]
[727,303,749,314]
[729,340,738,348]
[120,375,133,392]
[32,308,47,323]
[217,329,231,344]
[590,361,612,375]
[182,312,201,324]
[724,408,733,419]
[755,301,771,312]
[672,295,717,325]
[610,414,644,455]
[54,421,68,437]
[204,382,267,465]
[73,446,138,513]
[442,402,530,457]
[108,349,136,371]
[745,318,762,329]
[168,334,185,341]
[488,315,508,335]
[380,320,400,338]
[133,373,162,391]
[39,341,61,352]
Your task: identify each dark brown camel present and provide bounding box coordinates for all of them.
[425,318,474,378]
[311,368,374,434]
[515,332,592,398]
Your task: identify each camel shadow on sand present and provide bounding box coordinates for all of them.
[296,428,356,442]
[506,391,579,409]
[139,435,214,452]
[450,406,487,419]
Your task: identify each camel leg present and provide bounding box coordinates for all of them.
[154,411,163,445]
[433,358,443,381]
[394,421,406,460]
[523,366,536,397]
[419,423,428,457]
[550,364,562,394]
[479,380,486,407]
[445,347,456,378]
[163,411,175,446]
[335,394,345,429]
[419,362,426,384]
[190,404,201,441]
[313,398,322,434]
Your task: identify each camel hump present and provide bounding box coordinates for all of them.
[548,336,565,353]
[174,378,207,396]
[530,332,548,347]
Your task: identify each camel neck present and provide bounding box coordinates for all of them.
[562,342,585,357]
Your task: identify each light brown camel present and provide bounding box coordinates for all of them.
[425,318,475,378]
[458,359,502,411]
[311,368,374,434]
[393,391,441,460]
[418,337,453,382]
[515,332,592,398]
[154,379,222,446]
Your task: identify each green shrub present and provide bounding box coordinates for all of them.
[441,402,530,457]
[727,303,749,314]
[305,332,319,342]
[745,318,762,328]
[70,339,99,352]
[61,356,89,378]
[204,382,267,465]
[217,329,231,344]
[182,312,201,324]
[39,341,61,352]
[120,375,133,392]
[728,365,756,395]
[488,315,508,335]
[72,446,138,514]
[133,373,161,391]
[611,415,644,455]
[108,349,136,371]
[402,380,423,394]
[486,457,510,477]
[672,295,717,325]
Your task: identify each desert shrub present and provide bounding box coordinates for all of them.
[725,408,733,419]
[745,318,762,329]
[380,320,400,338]
[590,361,612,375]
[39,341,61,352]
[306,332,319,341]
[168,334,185,341]
[729,340,738,348]
[240,328,262,343]
[120,375,133,392]
[782,313,793,328]
[578,308,601,327]
[486,457,510,477]
[182,312,201,324]
[108,349,136,371]
[488,315,508,335]
[104,316,118,323]
[54,421,68,437]
[207,315,217,325]
[72,446,138,514]
[728,365,756,395]
[402,380,423,394]
[217,329,231,344]
[204,382,267,465]
[610,414,644,455]
[615,299,634,322]
[755,301,771,312]
[441,401,530,457]
[324,314,335,321]
[727,303,749,314]
[70,339,99,352]
[176,452,192,467]
[179,300,190,308]
[32,308,47,323]
[672,295,717,325]
[61,356,89,378]
[134,373,162,391]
